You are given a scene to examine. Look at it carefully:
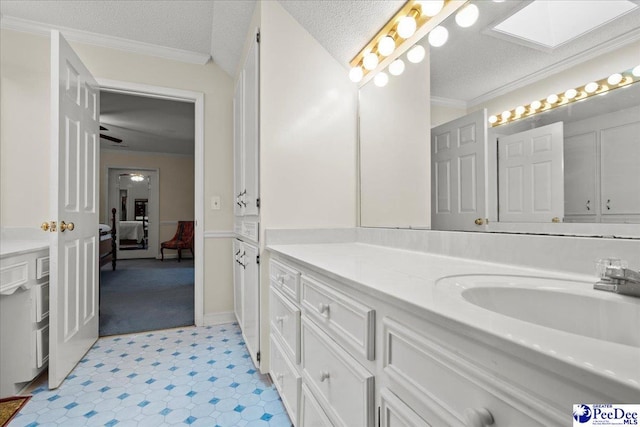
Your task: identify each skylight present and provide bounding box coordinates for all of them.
[492,0,638,50]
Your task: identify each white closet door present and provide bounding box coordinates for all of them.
[241,242,260,367]
[498,122,564,223]
[601,121,640,215]
[431,109,488,231]
[49,30,99,389]
[564,132,597,217]
[242,32,260,216]
[233,73,244,217]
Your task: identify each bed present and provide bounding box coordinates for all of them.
[99,208,117,270]
[119,221,145,243]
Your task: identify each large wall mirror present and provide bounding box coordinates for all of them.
[359,0,640,237]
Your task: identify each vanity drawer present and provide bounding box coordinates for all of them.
[300,383,334,427]
[0,261,29,294]
[301,275,375,361]
[301,317,375,427]
[270,335,301,426]
[380,388,430,427]
[270,287,301,363]
[36,256,49,280]
[382,317,554,427]
[270,259,301,303]
[34,283,50,322]
[36,324,49,369]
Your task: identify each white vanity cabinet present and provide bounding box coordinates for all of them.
[0,247,50,397]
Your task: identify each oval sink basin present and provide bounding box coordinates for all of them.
[438,275,640,348]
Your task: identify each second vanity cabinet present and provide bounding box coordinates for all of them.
[267,252,630,427]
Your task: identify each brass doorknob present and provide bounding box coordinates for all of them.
[474,218,484,225]
[41,221,57,232]
[41,222,50,232]
[60,221,75,232]
[551,217,561,223]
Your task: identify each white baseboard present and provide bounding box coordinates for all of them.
[202,311,237,326]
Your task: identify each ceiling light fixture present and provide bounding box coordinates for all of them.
[348,0,459,84]
[407,45,426,63]
[455,4,479,28]
[374,72,390,87]
[489,66,640,127]
[428,25,449,47]
[389,59,406,76]
[131,174,145,182]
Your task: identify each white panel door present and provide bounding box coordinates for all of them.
[233,239,243,326]
[431,109,488,231]
[498,122,564,223]
[601,121,640,215]
[233,73,244,217]
[49,30,99,388]
[564,132,597,217]
[241,242,260,368]
[242,33,260,216]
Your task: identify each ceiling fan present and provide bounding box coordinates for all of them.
[99,125,122,143]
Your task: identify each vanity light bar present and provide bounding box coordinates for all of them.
[349,0,454,83]
[488,66,640,127]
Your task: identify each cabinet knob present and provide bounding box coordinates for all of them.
[319,371,330,382]
[318,303,330,315]
[463,408,494,427]
[474,218,484,226]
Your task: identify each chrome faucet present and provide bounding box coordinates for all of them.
[594,258,640,297]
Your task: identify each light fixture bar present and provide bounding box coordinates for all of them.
[488,67,640,127]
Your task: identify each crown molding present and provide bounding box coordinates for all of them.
[0,15,211,65]
[468,26,640,108]
[430,96,467,109]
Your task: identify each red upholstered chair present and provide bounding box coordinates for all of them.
[161,221,194,262]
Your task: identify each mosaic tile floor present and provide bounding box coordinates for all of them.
[11,324,292,427]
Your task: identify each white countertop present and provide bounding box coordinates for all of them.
[1,238,49,258]
[268,242,640,395]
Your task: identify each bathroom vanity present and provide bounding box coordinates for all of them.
[266,230,639,427]
[0,230,50,397]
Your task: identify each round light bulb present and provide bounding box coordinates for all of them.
[488,115,498,124]
[501,110,512,120]
[389,59,405,76]
[428,26,449,47]
[607,73,623,85]
[407,45,426,63]
[564,88,578,99]
[349,66,363,83]
[363,52,379,71]
[374,72,389,87]
[418,0,444,17]
[530,100,542,110]
[397,16,417,39]
[546,94,559,104]
[378,36,396,57]
[632,65,640,77]
[584,82,599,93]
[515,106,526,116]
[455,4,479,28]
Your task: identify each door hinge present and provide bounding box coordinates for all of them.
[256,255,260,265]
[256,32,260,43]
[256,351,261,362]
[256,198,260,208]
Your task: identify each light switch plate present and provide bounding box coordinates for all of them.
[211,196,221,210]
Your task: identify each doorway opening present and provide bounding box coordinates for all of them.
[97,80,205,336]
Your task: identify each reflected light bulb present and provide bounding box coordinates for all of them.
[349,66,363,83]
[378,35,396,57]
[564,88,578,99]
[428,26,449,47]
[389,59,405,76]
[584,82,599,93]
[397,16,417,39]
[633,65,640,77]
[607,73,622,85]
[363,52,379,71]
[407,45,426,63]
[488,115,498,124]
[419,0,444,17]
[530,100,542,110]
[374,72,389,87]
[546,94,559,104]
[455,4,479,28]
[501,110,511,120]
[515,106,526,116]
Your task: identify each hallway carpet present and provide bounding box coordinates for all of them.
[100,259,194,336]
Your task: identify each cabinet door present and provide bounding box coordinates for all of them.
[233,239,243,327]
[233,73,244,217]
[242,31,260,216]
[564,132,597,217]
[242,242,260,367]
[601,121,640,215]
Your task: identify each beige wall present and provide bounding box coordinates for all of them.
[0,28,234,317]
[100,150,195,246]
